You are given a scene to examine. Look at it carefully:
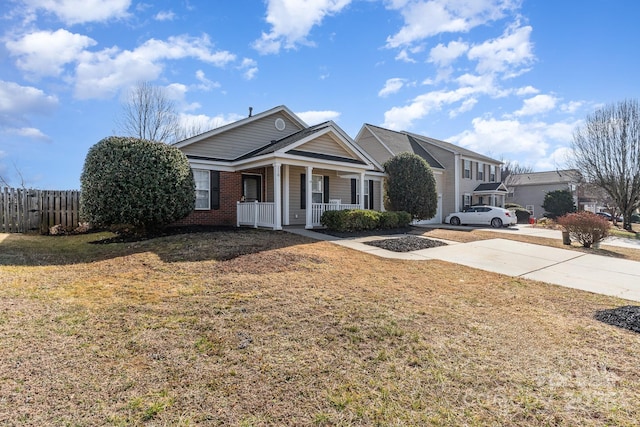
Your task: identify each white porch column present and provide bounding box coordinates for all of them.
[359,172,366,209]
[273,162,282,230]
[379,178,385,212]
[283,164,290,226]
[305,166,313,229]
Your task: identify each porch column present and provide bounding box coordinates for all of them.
[283,164,290,226]
[359,172,366,209]
[273,162,282,230]
[305,166,313,229]
[379,178,385,212]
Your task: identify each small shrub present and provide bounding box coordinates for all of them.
[542,189,576,219]
[345,209,380,231]
[557,211,610,248]
[379,211,399,229]
[320,210,350,232]
[395,211,412,227]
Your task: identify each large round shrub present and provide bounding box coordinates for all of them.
[384,152,437,220]
[80,136,195,231]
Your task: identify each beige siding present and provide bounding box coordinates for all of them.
[425,144,456,215]
[355,129,394,165]
[180,112,303,160]
[296,134,357,160]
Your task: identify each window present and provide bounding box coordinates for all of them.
[194,169,210,210]
[355,179,371,208]
[463,160,471,179]
[312,175,324,203]
[477,162,484,181]
[463,194,471,210]
[489,165,496,182]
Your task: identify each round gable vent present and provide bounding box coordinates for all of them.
[275,118,286,131]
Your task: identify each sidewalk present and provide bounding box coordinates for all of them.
[286,227,640,303]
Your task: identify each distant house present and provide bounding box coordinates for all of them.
[173,106,507,228]
[354,124,506,224]
[505,169,583,218]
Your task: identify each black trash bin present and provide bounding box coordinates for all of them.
[562,230,570,245]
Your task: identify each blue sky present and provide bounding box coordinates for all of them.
[1,0,639,189]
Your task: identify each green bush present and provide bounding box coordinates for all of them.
[379,211,399,229]
[557,211,610,248]
[542,189,576,219]
[384,153,437,220]
[320,209,411,232]
[80,136,195,232]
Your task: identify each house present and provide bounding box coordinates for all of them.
[505,169,582,219]
[173,106,385,230]
[354,124,506,224]
[174,106,507,229]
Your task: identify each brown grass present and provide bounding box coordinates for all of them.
[0,229,639,426]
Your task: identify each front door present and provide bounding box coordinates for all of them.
[242,174,262,202]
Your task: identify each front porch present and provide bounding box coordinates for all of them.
[234,162,383,230]
[237,201,361,229]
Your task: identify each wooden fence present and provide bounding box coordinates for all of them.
[0,187,81,233]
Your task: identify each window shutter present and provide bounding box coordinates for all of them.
[323,176,330,203]
[350,179,357,204]
[210,171,220,210]
[300,173,306,209]
[369,180,374,209]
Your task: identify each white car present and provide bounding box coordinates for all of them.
[445,206,517,228]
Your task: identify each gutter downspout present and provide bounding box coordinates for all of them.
[454,153,461,212]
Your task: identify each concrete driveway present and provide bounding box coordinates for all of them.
[288,226,640,302]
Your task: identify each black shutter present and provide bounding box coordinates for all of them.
[323,176,330,203]
[210,171,220,210]
[369,180,374,209]
[300,173,306,209]
[350,179,357,204]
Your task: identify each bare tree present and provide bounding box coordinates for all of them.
[501,159,535,186]
[116,81,181,143]
[572,99,640,231]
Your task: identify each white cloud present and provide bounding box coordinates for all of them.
[0,81,57,140]
[515,85,539,96]
[449,97,478,117]
[23,0,131,24]
[74,34,236,99]
[428,39,469,67]
[467,23,534,77]
[154,10,175,21]
[386,0,517,48]
[0,80,58,117]
[513,94,558,116]
[560,100,584,114]
[239,58,258,80]
[178,112,245,135]
[6,29,96,77]
[378,78,406,97]
[296,110,341,125]
[252,0,352,54]
[194,70,220,91]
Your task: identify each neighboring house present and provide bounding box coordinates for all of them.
[505,169,583,219]
[173,106,385,230]
[354,124,506,224]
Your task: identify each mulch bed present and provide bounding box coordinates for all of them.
[364,235,448,252]
[594,305,640,334]
[89,225,238,244]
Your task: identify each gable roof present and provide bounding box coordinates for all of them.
[173,105,306,150]
[474,182,508,192]
[508,169,581,186]
[405,132,501,164]
[358,124,445,169]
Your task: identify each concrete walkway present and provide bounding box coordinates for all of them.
[286,227,640,303]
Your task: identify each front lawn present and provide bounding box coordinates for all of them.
[0,230,639,426]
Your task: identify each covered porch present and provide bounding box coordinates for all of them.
[472,182,509,208]
[236,162,384,230]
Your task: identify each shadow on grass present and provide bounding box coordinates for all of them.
[594,306,640,334]
[0,227,316,267]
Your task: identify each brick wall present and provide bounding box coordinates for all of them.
[174,171,242,226]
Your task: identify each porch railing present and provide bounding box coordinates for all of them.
[237,201,275,228]
[237,201,361,228]
[311,202,360,226]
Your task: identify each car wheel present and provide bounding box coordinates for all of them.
[450,216,461,226]
[491,218,503,228]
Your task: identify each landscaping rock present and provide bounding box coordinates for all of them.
[594,305,640,333]
[365,235,447,252]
